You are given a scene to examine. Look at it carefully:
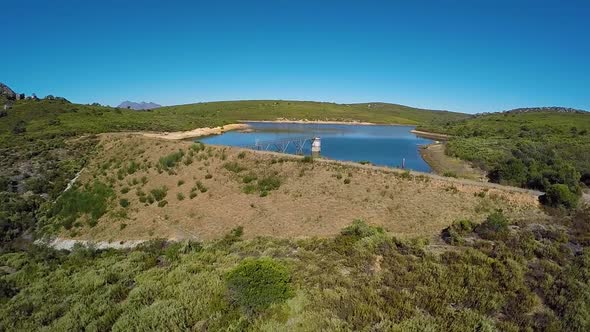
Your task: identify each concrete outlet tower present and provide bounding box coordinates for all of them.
[311,137,321,157]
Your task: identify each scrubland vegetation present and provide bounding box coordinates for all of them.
[2,211,590,331]
[1,97,589,330]
[420,109,590,208]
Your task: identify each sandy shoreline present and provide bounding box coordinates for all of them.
[410,129,450,140]
[239,119,410,126]
[140,123,249,140]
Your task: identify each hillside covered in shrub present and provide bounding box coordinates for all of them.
[419,109,590,208]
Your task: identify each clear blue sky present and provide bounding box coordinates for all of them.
[2,0,589,113]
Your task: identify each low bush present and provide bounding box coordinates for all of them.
[258,175,281,192]
[196,181,207,193]
[150,186,168,201]
[190,142,205,152]
[540,184,580,210]
[301,156,314,163]
[159,150,184,169]
[119,198,130,208]
[224,162,245,173]
[341,219,384,239]
[226,257,293,313]
[442,219,475,245]
[49,181,114,229]
[476,211,509,240]
[443,171,458,178]
[242,173,257,184]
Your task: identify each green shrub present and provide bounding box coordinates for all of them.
[119,198,130,208]
[50,181,114,229]
[157,200,168,208]
[238,151,246,159]
[205,173,213,179]
[442,219,475,245]
[540,184,580,209]
[341,219,383,239]
[120,187,130,194]
[443,171,458,178]
[301,156,313,163]
[476,211,510,240]
[190,142,205,152]
[343,178,351,184]
[224,162,245,173]
[189,191,197,199]
[159,150,184,169]
[196,181,208,193]
[150,186,168,201]
[177,193,185,201]
[258,175,281,192]
[242,173,257,184]
[177,180,185,187]
[226,257,293,313]
[126,161,140,174]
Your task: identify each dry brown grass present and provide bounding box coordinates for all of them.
[65,133,545,242]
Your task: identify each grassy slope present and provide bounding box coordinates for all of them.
[46,134,540,242]
[0,99,468,140]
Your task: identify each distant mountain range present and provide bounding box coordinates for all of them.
[117,101,162,110]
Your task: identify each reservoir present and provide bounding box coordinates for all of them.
[199,122,433,172]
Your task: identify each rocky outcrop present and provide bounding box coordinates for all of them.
[0,82,17,100]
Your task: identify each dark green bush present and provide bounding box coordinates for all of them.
[226,257,293,313]
[119,198,129,208]
[150,186,168,201]
[476,211,509,240]
[442,219,475,245]
[301,156,314,163]
[341,219,383,240]
[159,150,184,169]
[540,184,580,209]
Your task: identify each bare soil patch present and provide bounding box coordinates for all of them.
[420,143,487,181]
[63,133,544,242]
[138,123,249,140]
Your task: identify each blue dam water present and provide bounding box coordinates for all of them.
[198,122,434,172]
